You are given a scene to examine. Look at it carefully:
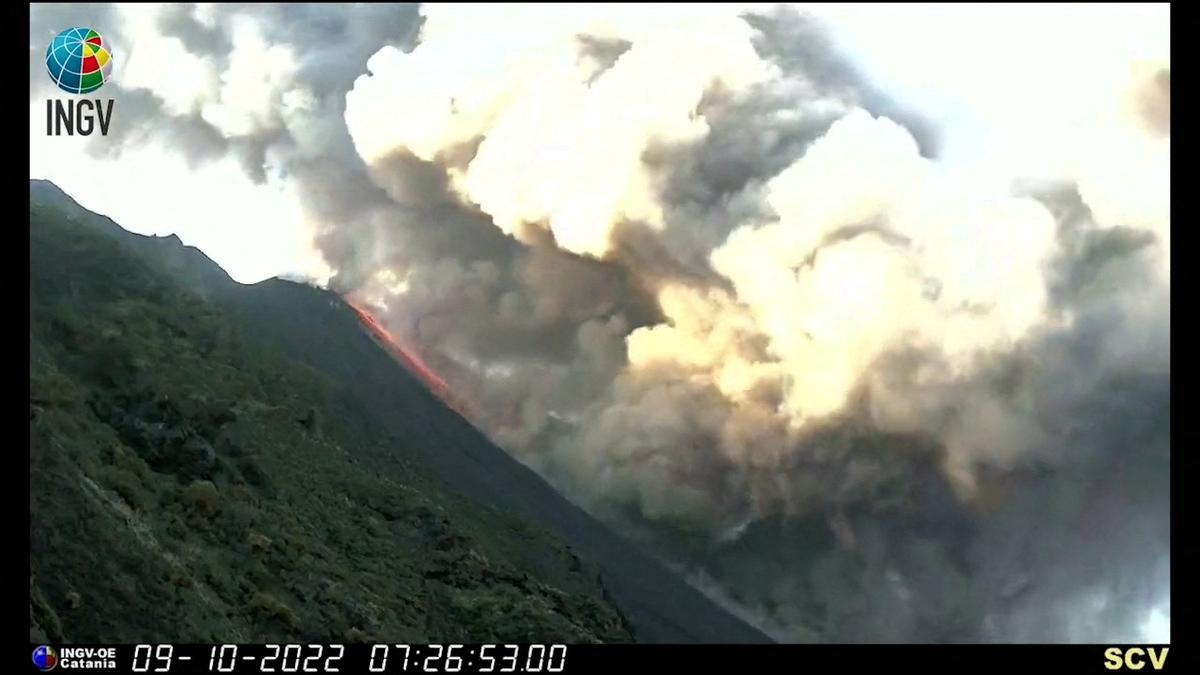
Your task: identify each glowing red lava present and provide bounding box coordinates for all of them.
[346,298,473,419]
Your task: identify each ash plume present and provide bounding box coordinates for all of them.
[30,3,1170,642]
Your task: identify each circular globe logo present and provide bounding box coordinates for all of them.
[45,27,114,95]
[32,645,58,671]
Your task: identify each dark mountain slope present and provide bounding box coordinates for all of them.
[29,179,770,644]
[31,189,636,644]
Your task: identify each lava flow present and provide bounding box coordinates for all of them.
[346,298,474,419]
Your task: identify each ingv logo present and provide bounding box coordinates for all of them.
[1105,647,1170,671]
[43,26,116,136]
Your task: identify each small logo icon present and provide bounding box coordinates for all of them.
[32,645,58,671]
[45,27,114,94]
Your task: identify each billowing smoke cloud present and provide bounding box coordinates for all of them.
[31,3,1169,643]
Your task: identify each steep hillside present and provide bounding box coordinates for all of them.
[30,190,632,644]
[28,180,770,644]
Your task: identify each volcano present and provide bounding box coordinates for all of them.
[29,179,769,644]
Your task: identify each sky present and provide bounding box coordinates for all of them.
[31,3,1168,284]
[29,3,1170,643]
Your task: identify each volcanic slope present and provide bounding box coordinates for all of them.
[29,179,770,644]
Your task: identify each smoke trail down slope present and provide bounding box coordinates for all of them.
[338,5,1170,642]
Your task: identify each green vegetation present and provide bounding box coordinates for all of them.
[29,200,632,644]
